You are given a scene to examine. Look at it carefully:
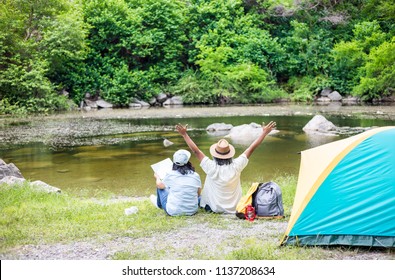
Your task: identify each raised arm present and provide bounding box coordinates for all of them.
[175,124,205,162]
[243,121,276,159]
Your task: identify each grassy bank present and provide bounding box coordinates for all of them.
[1,175,393,260]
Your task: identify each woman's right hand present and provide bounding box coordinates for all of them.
[175,123,188,135]
[262,121,276,135]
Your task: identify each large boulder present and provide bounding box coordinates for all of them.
[129,98,150,108]
[206,123,233,132]
[0,159,24,179]
[206,123,234,137]
[96,99,113,109]
[225,123,278,145]
[303,115,374,137]
[156,93,168,104]
[163,96,183,106]
[0,159,61,193]
[84,99,98,109]
[30,180,61,193]
[0,176,25,185]
[302,115,337,136]
[328,91,342,101]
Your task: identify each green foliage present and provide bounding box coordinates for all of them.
[40,11,88,87]
[0,0,84,114]
[1,0,395,113]
[352,21,387,53]
[171,70,217,104]
[280,20,334,78]
[80,0,188,105]
[330,41,366,94]
[330,20,391,97]
[360,0,395,34]
[180,0,286,103]
[287,75,332,102]
[354,37,395,100]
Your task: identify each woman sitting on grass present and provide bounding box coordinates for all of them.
[150,149,202,216]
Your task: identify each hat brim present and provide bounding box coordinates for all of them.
[210,142,235,159]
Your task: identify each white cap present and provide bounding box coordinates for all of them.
[173,149,191,166]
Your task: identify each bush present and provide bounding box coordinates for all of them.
[353,37,395,100]
[287,76,333,102]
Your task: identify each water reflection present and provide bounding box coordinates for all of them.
[1,115,393,196]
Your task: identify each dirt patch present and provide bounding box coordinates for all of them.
[1,215,393,260]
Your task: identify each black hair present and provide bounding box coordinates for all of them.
[213,157,233,166]
[172,162,195,175]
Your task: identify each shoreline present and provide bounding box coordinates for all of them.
[1,103,394,148]
[2,103,395,122]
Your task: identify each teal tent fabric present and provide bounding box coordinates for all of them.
[287,128,395,247]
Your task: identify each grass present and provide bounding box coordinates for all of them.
[0,175,296,258]
[1,176,393,260]
[0,182,188,251]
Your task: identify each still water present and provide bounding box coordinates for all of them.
[1,114,392,196]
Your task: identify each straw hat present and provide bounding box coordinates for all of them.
[210,139,235,159]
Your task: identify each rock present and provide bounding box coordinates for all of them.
[130,98,150,107]
[328,91,342,101]
[303,115,373,137]
[128,103,142,109]
[124,206,138,215]
[342,96,360,105]
[326,101,342,110]
[163,139,174,147]
[206,123,233,132]
[30,180,61,193]
[0,159,24,180]
[206,123,234,137]
[0,176,61,193]
[0,176,26,185]
[96,100,113,109]
[148,97,157,106]
[381,95,395,102]
[156,93,168,104]
[320,88,332,97]
[84,99,98,109]
[303,115,337,135]
[225,123,278,145]
[169,96,183,105]
[162,99,172,106]
[316,97,331,103]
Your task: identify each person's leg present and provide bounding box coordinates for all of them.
[156,188,169,211]
[204,204,212,212]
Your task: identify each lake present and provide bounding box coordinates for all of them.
[1,105,394,196]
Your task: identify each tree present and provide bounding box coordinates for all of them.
[176,0,286,103]
[0,0,85,113]
[80,0,188,105]
[354,37,395,99]
[330,20,388,96]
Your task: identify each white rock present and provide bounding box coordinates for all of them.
[124,206,138,215]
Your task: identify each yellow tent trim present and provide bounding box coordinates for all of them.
[280,127,394,245]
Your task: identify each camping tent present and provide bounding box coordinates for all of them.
[281,126,395,247]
